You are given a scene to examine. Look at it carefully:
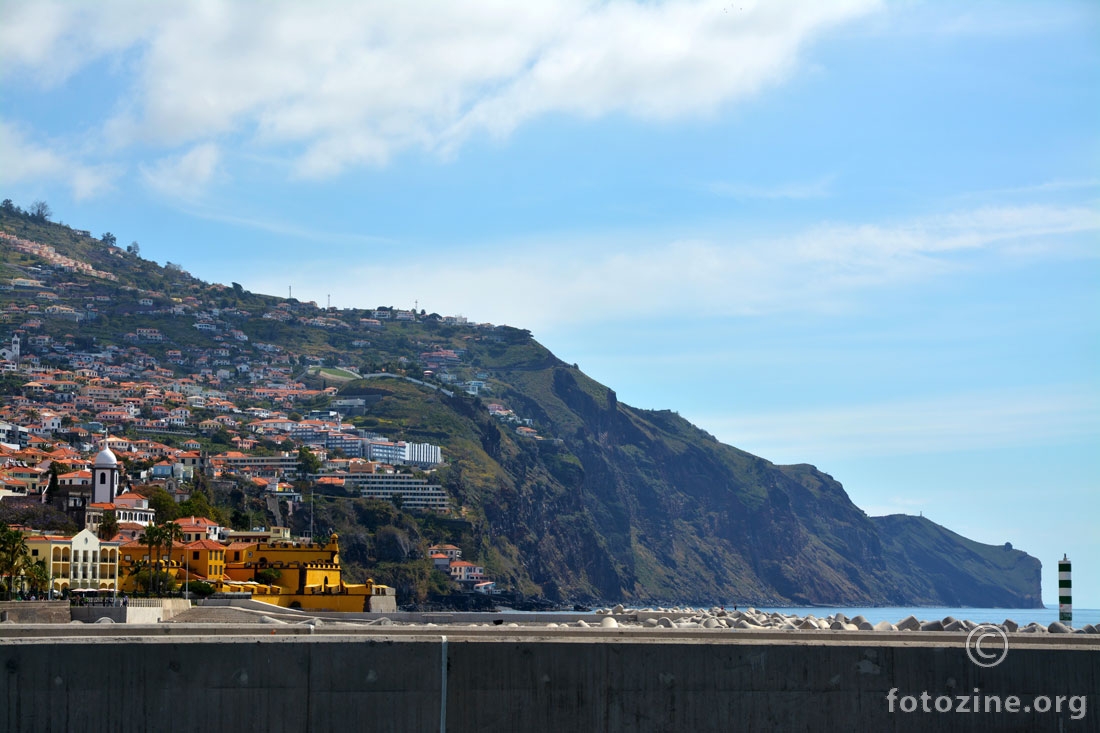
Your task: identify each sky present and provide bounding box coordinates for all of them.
[1,0,1097,607]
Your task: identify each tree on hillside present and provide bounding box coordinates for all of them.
[297,446,321,479]
[1,199,15,214]
[178,486,223,524]
[97,510,119,541]
[146,487,180,522]
[101,232,117,247]
[29,200,51,222]
[127,241,140,256]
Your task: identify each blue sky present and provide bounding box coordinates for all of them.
[1,0,1097,607]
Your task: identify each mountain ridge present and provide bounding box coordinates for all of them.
[0,202,1043,607]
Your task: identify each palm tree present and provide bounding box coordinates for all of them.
[138,525,165,596]
[97,510,119,541]
[125,559,152,596]
[24,560,49,596]
[0,525,30,600]
[161,521,185,594]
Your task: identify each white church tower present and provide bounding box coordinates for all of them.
[91,442,120,504]
[0,334,18,362]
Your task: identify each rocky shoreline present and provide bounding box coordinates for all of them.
[552,605,1097,634]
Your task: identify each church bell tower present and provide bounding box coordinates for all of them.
[92,442,120,504]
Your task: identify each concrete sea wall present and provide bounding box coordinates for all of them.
[2,627,1097,732]
[1,598,192,625]
[0,601,69,624]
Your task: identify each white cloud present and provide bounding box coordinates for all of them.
[247,201,1099,331]
[139,143,222,199]
[0,1,161,86]
[0,0,880,179]
[0,118,115,200]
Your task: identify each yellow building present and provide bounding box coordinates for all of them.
[222,534,394,612]
[173,539,227,587]
[25,528,120,594]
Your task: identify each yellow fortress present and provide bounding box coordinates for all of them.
[221,533,396,612]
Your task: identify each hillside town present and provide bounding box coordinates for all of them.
[0,224,508,606]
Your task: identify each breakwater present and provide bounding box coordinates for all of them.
[3,623,1097,732]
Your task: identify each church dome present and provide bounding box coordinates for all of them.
[94,446,118,468]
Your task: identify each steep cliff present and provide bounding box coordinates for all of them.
[341,345,1043,607]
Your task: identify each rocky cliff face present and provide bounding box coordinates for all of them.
[354,342,1043,607]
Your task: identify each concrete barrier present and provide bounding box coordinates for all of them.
[67,599,191,624]
[0,601,69,624]
[2,628,1097,732]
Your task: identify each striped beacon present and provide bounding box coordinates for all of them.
[1058,554,1071,623]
